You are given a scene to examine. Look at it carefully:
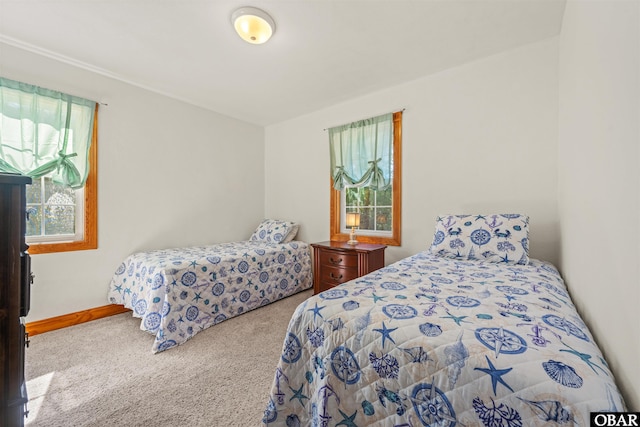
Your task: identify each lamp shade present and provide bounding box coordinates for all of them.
[231,7,275,44]
[345,212,361,228]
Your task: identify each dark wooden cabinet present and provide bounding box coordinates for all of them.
[311,241,386,294]
[0,173,32,426]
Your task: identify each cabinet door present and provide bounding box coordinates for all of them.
[20,253,30,317]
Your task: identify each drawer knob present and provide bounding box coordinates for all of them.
[330,272,343,280]
[330,257,342,265]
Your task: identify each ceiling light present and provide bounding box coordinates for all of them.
[231,7,275,45]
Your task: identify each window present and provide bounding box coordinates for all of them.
[343,185,392,235]
[26,114,97,254]
[0,78,98,254]
[27,177,84,242]
[330,111,402,246]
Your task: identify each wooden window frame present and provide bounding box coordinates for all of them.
[330,111,402,246]
[27,106,98,254]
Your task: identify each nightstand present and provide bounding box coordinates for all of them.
[311,241,386,294]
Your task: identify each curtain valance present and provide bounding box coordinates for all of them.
[329,112,393,191]
[0,77,96,189]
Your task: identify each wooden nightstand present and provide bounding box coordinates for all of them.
[311,241,386,294]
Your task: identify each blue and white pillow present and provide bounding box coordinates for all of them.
[250,219,298,244]
[429,214,530,265]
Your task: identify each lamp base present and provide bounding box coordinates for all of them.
[347,227,358,245]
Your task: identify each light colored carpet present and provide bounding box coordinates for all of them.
[24,289,313,427]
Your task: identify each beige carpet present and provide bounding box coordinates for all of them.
[24,289,313,427]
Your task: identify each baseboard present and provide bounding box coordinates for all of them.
[26,304,131,336]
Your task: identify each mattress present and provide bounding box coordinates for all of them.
[262,251,626,426]
[107,240,312,353]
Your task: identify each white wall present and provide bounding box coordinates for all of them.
[558,0,639,410]
[265,38,559,266]
[0,44,265,322]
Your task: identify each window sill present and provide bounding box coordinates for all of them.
[28,238,97,254]
[330,231,400,247]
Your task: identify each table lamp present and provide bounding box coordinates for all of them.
[345,212,361,245]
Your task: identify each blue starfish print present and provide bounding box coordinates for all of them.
[114,285,123,293]
[336,409,358,427]
[308,302,326,321]
[367,293,386,303]
[189,260,198,268]
[474,355,514,395]
[193,292,202,302]
[440,313,469,326]
[373,322,398,348]
[475,215,487,221]
[171,279,178,286]
[289,384,309,406]
[124,287,132,294]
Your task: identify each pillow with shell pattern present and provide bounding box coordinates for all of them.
[428,214,529,265]
[249,219,298,244]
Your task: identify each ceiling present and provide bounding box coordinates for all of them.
[0,0,565,126]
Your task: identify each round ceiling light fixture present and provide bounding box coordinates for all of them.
[231,6,276,45]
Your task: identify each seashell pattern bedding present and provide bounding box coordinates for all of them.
[261,251,626,426]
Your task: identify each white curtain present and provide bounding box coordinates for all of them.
[329,112,393,191]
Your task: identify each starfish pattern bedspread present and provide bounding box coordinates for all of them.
[108,240,312,353]
[262,251,625,426]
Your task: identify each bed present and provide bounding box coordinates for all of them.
[261,214,626,426]
[107,219,312,353]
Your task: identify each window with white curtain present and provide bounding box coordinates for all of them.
[329,111,402,246]
[0,77,98,253]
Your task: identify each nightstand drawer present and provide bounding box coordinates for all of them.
[319,265,358,285]
[318,251,357,268]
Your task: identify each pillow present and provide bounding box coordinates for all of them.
[250,219,298,243]
[281,223,299,243]
[428,214,530,265]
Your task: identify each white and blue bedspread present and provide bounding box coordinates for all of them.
[107,240,312,353]
[262,251,626,426]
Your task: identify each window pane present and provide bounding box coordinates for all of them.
[26,179,41,203]
[361,187,373,206]
[45,178,76,204]
[359,207,374,231]
[26,206,42,236]
[43,177,77,236]
[45,205,75,235]
[345,187,359,206]
[376,187,392,206]
[376,208,392,231]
